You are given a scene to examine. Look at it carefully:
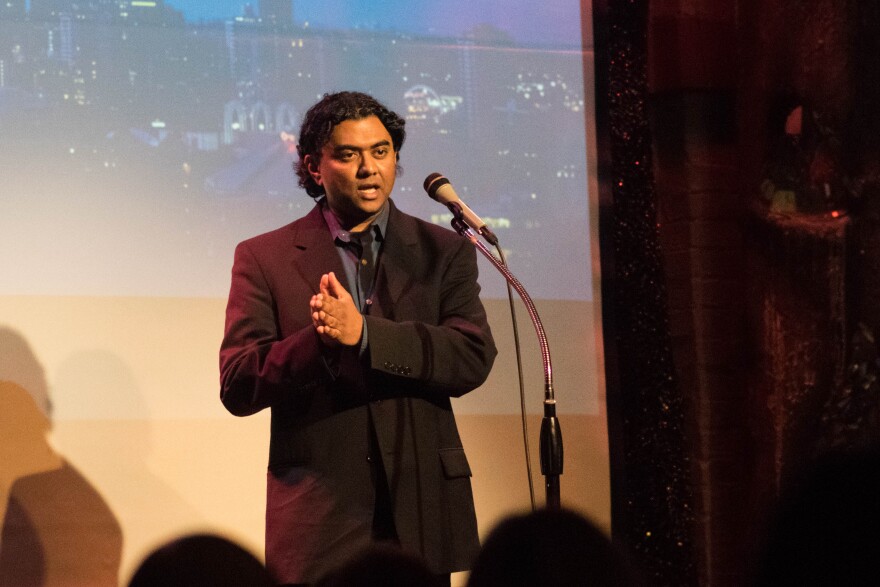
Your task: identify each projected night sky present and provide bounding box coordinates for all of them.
[165,0,582,47]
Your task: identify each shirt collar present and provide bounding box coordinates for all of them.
[320,197,389,244]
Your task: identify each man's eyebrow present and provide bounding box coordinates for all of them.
[332,139,392,152]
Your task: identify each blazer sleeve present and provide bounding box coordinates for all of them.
[218,240,326,417]
[365,234,497,398]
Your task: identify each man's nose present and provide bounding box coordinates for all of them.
[358,155,377,176]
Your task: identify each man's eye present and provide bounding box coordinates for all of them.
[374,148,388,157]
[338,152,355,160]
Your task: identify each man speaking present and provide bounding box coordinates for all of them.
[219,91,497,586]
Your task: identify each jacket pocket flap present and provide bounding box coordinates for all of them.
[439,447,472,479]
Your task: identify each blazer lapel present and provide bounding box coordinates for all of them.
[288,203,350,293]
[374,201,420,316]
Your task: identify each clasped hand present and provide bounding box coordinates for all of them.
[310,271,363,347]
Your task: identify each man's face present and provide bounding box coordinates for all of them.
[305,115,397,232]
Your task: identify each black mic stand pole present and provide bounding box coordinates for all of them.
[448,210,563,509]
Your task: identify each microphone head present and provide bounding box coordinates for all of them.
[423,172,451,202]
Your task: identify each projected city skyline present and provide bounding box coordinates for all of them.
[0,1,593,300]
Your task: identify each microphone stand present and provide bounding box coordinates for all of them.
[448,210,563,509]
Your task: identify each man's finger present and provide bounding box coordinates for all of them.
[326,271,349,299]
[319,274,332,297]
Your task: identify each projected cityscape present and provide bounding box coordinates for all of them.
[0,1,593,299]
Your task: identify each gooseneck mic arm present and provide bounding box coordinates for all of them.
[447,205,563,509]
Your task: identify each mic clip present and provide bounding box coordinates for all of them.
[446,201,465,222]
[448,200,499,246]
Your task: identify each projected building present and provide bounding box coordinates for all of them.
[28,0,183,26]
[403,84,463,123]
[223,100,299,144]
[259,0,293,30]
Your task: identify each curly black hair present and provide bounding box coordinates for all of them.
[295,91,406,198]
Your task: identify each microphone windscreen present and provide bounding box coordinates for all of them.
[423,173,451,201]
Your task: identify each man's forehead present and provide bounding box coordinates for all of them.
[325,116,392,146]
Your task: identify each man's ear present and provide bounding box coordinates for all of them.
[304,154,322,185]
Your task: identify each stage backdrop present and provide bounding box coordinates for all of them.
[0,1,605,584]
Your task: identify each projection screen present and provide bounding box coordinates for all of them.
[0,1,606,583]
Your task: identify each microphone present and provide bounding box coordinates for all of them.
[423,173,499,245]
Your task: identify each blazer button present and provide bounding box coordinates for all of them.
[384,361,393,369]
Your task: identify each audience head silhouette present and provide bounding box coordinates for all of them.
[467,508,642,587]
[753,446,880,586]
[315,543,440,587]
[127,533,275,587]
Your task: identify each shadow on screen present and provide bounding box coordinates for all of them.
[0,326,122,586]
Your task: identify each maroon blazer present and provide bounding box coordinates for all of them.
[219,200,497,584]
